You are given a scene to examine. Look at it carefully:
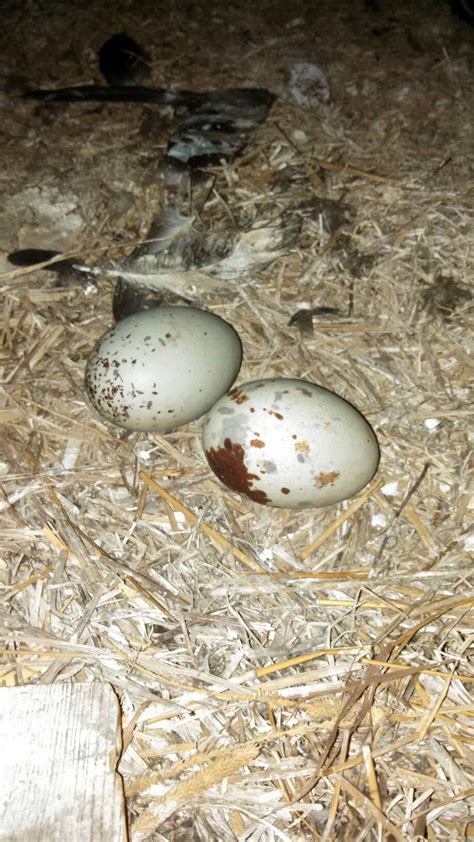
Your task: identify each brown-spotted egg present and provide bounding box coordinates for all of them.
[85,306,242,432]
[202,377,379,508]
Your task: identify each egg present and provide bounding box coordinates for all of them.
[85,306,242,432]
[202,378,379,508]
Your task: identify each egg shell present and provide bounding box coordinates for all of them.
[202,377,380,508]
[85,306,242,432]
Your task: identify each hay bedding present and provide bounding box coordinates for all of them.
[0,0,473,838]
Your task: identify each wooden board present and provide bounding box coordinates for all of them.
[0,682,128,841]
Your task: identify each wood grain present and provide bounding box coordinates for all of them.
[0,683,127,841]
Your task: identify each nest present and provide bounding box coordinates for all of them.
[0,1,472,839]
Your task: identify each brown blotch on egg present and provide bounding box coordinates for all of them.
[228,388,249,405]
[265,408,284,420]
[250,438,265,448]
[206,438,269,504]
[295,440,310,453]
[314,471,340,487]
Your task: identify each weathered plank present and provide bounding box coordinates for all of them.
[0,682,128,841]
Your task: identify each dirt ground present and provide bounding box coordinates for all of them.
[0,1,473,839]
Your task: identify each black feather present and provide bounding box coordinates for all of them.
[22,85,190,105]
[450,0,474,23]
[99,34,151,87]
[112,278,155,320]
[8,249,67,270]
[167,89,276,165]
[8,249,96,288]
[112,277,190,321]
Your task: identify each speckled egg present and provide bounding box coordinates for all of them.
[85,306,242,432]
[202,378,379,508]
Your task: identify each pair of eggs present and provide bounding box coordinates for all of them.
[85,306,379,508]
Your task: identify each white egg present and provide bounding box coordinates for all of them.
[202,377,379,508]
[85,306,242,432]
